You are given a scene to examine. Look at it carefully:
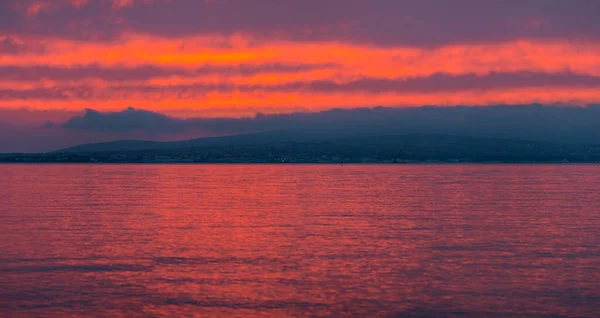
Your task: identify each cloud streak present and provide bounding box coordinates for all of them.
[4,72,600,100]
[0,63,337,82]
[0,36,46,54]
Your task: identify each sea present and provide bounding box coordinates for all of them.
[1,164,599,317]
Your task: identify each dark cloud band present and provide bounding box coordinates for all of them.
[3,71,600,100]
[0,63,337,82]
[60,105,600,145]
[2,0,599,46]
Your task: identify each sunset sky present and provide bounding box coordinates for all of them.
[2,0,600,151]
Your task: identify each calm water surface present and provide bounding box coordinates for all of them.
[0,165,599,317]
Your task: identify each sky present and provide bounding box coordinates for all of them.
[1,0,600,152]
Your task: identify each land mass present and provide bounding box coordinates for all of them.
[1,132,600,163]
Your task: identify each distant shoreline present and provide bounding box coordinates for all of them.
[4,133,600,165]
[1,161,599,165]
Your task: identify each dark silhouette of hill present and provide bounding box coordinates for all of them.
[3,132,599,163]
[54,130,334,153]
[4,104,600,153]
[3,104,600,162]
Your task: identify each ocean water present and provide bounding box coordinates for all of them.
[0,164,598,317]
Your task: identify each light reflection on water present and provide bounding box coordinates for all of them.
[0,164,599,317]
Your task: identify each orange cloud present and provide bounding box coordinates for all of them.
[3,36,600,77]
[2,87,599,118]
[2,33,600,115]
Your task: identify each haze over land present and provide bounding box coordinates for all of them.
[1,104,600,153]
[1,105,600,163]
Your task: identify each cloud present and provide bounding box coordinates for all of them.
[0,64,187,82]
[2,0,599,46]
[5,71,600,100]
[0,63,337,82]
[62,107,185,133]
[61,106,269,134]
[278,72,600,94]
[0,36,46,54]
[57,105,600,146]
[0,107,79,126]
[0,87,91,100]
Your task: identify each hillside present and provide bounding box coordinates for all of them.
[3,133,600,163]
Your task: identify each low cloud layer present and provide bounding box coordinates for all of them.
[63,107,185,133]
[59,104,600,144]
[4,104,600,153]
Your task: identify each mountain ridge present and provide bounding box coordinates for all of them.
[3,132,599,163]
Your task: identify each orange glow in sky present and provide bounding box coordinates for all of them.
[2,0,600,118]
[3,36,600,116]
